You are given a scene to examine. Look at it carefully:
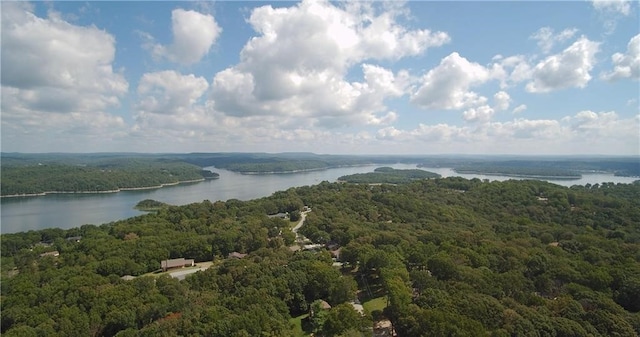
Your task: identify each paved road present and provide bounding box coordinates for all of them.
[291,210,310,242]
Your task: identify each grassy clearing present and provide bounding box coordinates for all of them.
[362,296,387,313]
[290,313,309,337]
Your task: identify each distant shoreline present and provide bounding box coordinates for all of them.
[235,164,375,175]
[0,178,208,198]
[452,169,581,180]
[238,167,329,175]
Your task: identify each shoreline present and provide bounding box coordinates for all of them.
[0,178,208,198]
[452,170,581,180]
[234,163,378,175]
[238,167,329,175]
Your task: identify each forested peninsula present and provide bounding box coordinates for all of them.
[0,159,218,197]
[451,165,581,179]
[416,158,640,178]
[2,177,639,336]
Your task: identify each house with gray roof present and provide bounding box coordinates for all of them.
[160,258,194,272]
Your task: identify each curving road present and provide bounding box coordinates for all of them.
[291,210,309,241]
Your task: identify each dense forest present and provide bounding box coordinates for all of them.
[0,159,218,196]
[2,177,639,336]
[338,167,441,184]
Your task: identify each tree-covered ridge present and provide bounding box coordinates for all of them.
[2,178,640,336]
[4,152,638,176]
[338,167,441,184]
[176,152,382,172]
[451,164,581,179]
[206,156,379,174]
[417,158,640,177]
[219,160,331,173]
[0,159,219,196]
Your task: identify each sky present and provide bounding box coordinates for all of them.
[1,0,639,155]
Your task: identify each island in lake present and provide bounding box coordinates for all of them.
[338,167,441,184]
[134,199,170,211]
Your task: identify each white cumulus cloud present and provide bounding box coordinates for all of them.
[592,0,632,16]
[373,109,639,155]
[152,9,221,65]
[463,105,494,123]
[210,0,448,129]
[493,91,511,111]
[526,36,600,93]
[377,124,469,143]
[601,33,640,81]
[133,71,215,140]
[411,52,491,110]
[1,2,128,113]
[512,104,527,114]
[490,119,563,140]
[0,1,128,146]
[136,71,209,115]
[530,27,579,54]
[591,0,634,35]
[490,55,533,89]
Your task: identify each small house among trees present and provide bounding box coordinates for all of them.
[160,258,194,272]
[268,212,289,219]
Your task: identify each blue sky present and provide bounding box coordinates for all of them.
[1,1,638,155]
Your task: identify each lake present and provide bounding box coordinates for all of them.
[1,164,637,233]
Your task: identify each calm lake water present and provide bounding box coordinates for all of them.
[1,164,637,233]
